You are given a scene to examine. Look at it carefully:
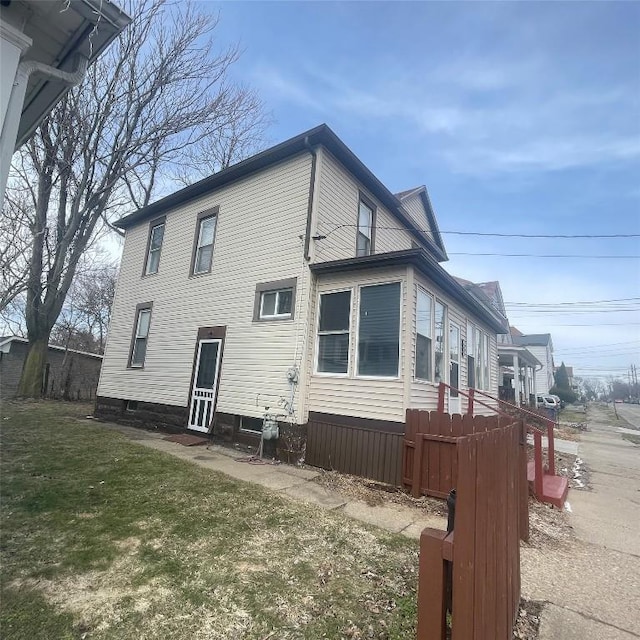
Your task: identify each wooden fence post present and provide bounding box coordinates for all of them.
[417,529,448,640]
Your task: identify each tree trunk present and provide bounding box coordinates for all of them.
[17,338,48,398]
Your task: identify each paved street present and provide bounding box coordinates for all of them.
[615,402,640,429]
[526,404,640,639]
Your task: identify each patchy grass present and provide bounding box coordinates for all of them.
[1,401,418,639]
[558,406,587,425]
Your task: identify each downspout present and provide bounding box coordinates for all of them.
[0,54,88,205]
[302,136,317,261]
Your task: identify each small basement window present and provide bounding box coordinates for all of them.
[125,400,139,412]
[240,416,263,433]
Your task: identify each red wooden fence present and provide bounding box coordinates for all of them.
[417,421,524,640]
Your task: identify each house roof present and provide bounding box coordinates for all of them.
[1,0,131,149]
[114,124,448,261]
[512,333,552,347]
[510,326,524,337]
[309,248,509,334]
[498,345,542,368]
[0,336,103,359]
[394,185,448,261]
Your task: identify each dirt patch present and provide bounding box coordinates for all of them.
[312,469,448,517]
[514,599,544,639]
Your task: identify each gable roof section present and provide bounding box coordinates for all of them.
[512,333,552,348]
[114,124,447,261]
[0,335,103,359]
[395,186,448,261]
[310,248,508,334]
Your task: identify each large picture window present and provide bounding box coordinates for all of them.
[317,290,351,374]
[468,323,491,390]
[415,288,432,380]
[357,282,400,377]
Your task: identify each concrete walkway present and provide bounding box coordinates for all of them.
[524,405,640,639]
[100,421,447,539]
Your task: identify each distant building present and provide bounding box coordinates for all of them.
[0,336,102,400]
[511,331,554,394]
[554,364,575,389]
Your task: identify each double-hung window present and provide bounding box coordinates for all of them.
[260,288,293,319]
[129,303,152,367]
[467,323,476,388]
[144,219,165,275]
[415,288,433,380]
[192,209,218,275]
[357,282,401,377]
[434,301,446,383]
[317,291,351,374]
[356,196,375,257]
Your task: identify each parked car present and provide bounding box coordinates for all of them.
[550,394,564,409]
[536,395,559,410]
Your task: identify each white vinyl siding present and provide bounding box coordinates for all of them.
[313,149,413,263]
[400,191,435,242]
[98,153,314,420]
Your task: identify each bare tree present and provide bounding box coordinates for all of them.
[2,0,270,397]
[50,257,118,354]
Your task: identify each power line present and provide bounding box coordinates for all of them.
[514,322,640,326]
[318,223,640,240]
[450,252,640,259]
[555,339,640,351]
[506,297,640,306]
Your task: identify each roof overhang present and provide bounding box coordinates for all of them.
[498,345,542,368]
[0,335,103,359]
[114,124,448,260]
[309,248,509,334]
[0,0,130,149]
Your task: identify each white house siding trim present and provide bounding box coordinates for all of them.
[526,344,554,395]
[409,268,499,415]
[98,153,314,423]
[312,149,414,263]
[400,192,435,243]
[306,266,409,423]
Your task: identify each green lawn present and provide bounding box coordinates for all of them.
[1,401,418,640]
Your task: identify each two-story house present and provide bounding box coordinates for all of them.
[511,331,554,395]
[96,124,508,457]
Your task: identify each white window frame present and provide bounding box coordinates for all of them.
[193,215,217,275]
[356,199,374,257]
[433,299,447,385]
[130,307,152,368]
[144,221,165,275]
[354,280,402,380]
[314,288,353,377]
[259,288,293,320]
[414,286,434,382]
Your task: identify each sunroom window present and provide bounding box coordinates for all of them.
[317,290,351,374]
[357,282,400,377]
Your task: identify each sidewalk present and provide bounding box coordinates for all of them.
[523,405,640,639]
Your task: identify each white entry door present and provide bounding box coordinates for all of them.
[188,339,222,432]
[449,323,461,414]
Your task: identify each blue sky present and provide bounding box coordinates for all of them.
[211,1,640,383]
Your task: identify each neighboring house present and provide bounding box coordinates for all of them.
[0,336,102,400]
[455,280,540,406]
[95,124,508,453]
[0,0,130,203]
[511,330,555,395]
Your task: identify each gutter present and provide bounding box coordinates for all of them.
[303,136,317,261]
[0,54,88,205]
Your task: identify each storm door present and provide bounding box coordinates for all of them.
[187,339,222,432]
